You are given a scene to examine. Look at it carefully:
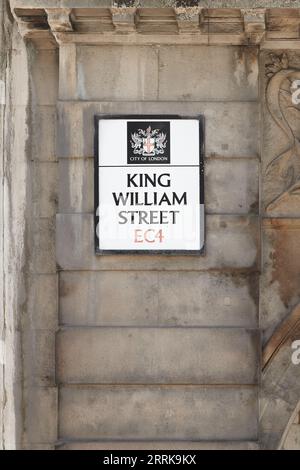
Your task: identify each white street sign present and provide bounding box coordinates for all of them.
[95,116,204,254]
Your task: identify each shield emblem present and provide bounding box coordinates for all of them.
[143,136,155,155]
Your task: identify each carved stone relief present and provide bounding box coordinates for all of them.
[264,52,300,214]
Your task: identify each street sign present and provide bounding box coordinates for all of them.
[94,115,204,254]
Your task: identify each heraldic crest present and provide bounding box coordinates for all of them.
[130,125,167,157]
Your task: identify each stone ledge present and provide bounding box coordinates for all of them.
[10,1,300,9]
[10,3,300,47]
[59,270,258,328]
[57,440,260,450]
[56,327,259,384]
[59,385,258,440]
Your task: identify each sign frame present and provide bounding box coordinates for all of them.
[94,114,205,255]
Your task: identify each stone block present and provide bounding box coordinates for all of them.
[56,213,259,271]
[7,106,28,160]
[158,46,258,101]
[59,385,258,440]
[206,158,259,214]
[260,219,300,343]
[10,50,29,106]
[58,158,93,213]
[59,43,77,100]
[32,218,56,274]
[30,106,57,162]
[26,387,57,444]
[28,274,58,330]
[33,162,58,217]
[76,45,158,100]
[59,271,258,327]
[32,330,56,386]
[57,327,259,384]
[57,101,259,159]
[30,49,58,105]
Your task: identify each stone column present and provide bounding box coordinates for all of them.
[1,0,27,449]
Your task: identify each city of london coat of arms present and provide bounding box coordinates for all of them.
[130,125,167,157]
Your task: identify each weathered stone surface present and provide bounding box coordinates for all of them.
[25,444,55,450]
[59,385,258,440]
[260,219,300,343]
[33,162,58,217]
[57,101,259,158]
[30,106,57,162]
[62,45,258,101]
[58,158,93,214]
[57,327,259,384]
[59,43,77,100]
[32,218,56,274]
[1,21,32,450]
[26,387,57,444]
[31,330,56,387]
[30,49,59,105]
[10,50,29,106]
[206,158,259,214]
[260,395,296,436]
[58,441,260,450]
[261,51,300,217]
[10,1,300,11]
[58,157,259,215]
[260,340,300,449]
[60,271,258,327]
[28,274,58,330]
[56,214,259,271]
[76,45,159,100]
[7,106,28,161]
[158,46,258,101]
[283,424,300,450]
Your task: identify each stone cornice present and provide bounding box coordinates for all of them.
[10,2,300,48]
[9,1,300,8]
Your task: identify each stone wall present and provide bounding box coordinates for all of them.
[55,43,260,449]
[2,1,300,450]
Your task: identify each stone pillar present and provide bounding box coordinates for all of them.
[0,0,6,450]
[1,0,27,449]
[1,1,59,449]
[21,34,59,451]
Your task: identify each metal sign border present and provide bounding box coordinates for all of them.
[94,114,205,255]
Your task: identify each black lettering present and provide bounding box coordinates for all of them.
[112,192,129,206]
[159,193,171,205]
[173,192,187,205]
[144,173,157,187]
[157,173,171,187]
[170,210,180,224]
[127,174,138,187]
